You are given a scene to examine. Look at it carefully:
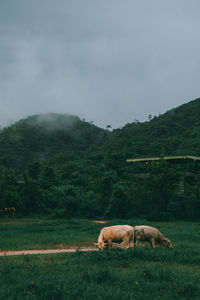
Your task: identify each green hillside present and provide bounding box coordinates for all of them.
[0,99,200,220]
[0,113,109,171]
[104,97,200,159]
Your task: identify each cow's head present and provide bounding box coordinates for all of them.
[162,237,172,249]
[98,241,105,251]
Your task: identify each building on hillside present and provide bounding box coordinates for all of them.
[126,155,200,187]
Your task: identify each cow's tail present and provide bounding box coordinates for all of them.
[98,230,104,250]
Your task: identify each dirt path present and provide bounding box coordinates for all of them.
[0,247,99,256]
[0,219,109,256]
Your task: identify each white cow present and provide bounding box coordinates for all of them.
[98,225,134,250]
[134,225,172,249]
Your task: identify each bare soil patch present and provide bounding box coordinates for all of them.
[92,220,108,224]
[0,246,99,256]
[0,222,30,226]
[0,219,40,226]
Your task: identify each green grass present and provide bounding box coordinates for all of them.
[0,217,199,251]
[0,249,199,300]
[0,218,199,299]
[0,218,100,250]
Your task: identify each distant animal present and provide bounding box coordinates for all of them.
[133,225,172,249]
[98,225,134,250]
[4,207,16,217]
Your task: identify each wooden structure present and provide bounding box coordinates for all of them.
[127,155,200,186]
[127,155,200,163]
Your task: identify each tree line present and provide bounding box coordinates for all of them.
[0,159,199,220]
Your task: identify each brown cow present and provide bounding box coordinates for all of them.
[134,225,172,249]
[4,207,16,217]
[98,225,134,250]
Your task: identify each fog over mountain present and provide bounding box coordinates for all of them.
[0,0,200,129]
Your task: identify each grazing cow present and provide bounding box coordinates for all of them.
[4,207,16,217]
[134,225,172,249]
[98,225,134,250]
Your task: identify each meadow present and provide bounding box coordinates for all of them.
[0,218,199,299]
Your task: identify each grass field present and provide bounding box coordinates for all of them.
[0,218,199,299]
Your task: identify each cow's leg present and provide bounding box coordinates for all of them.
[121,236,131,249]
[124,234,133,249]
[129,234,134,248]
[107,238,112,249]
[129,240,134,248]
[135,237,140,247]
[150,239,156,248]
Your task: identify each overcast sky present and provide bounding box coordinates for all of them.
[0,0,200,129]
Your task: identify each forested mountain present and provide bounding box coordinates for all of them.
[0,98,200,220]
[103,97,200,159]
[0,113,110,172]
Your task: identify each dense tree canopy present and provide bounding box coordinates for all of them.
[0,99,200,220]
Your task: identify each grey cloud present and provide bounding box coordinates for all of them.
[0,0,200,128]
